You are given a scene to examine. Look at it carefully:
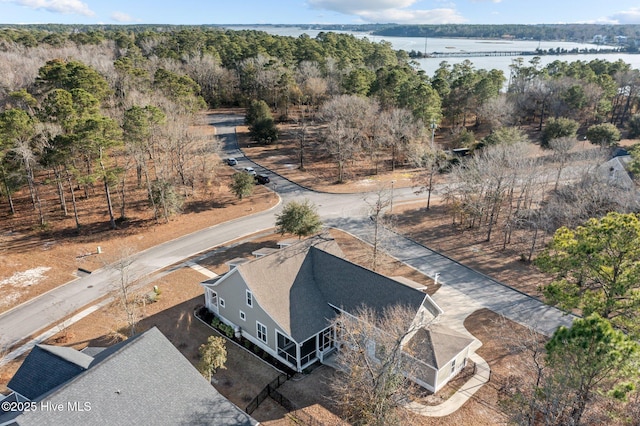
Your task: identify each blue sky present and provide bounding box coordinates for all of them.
[1,0,640,25]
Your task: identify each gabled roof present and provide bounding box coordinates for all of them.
[598,155,634,190]
[2,327,257,426]
[7,345,91,400]
[235,235,428,342]
[404,324,475,369]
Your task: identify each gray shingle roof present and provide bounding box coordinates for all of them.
[238,236,342,342]
[599,155,634,190]
[237,235,427,342]
[405,324,474,369]
[2,327,257,426]
[7,345,89,400]
[79,346,107,357]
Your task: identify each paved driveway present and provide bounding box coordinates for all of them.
[328,217,575,337]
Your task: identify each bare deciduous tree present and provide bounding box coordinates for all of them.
[477,95,517,130]
[364,187,393,271]
[548,136,577,192]
[408,142,447,210]
[329,304,430,426]
[319,95,375,183]
[385,108,421,172]
[109,246,142,337]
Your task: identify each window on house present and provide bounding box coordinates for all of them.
[257,322,267,344]
[239,310,246,321]
[219,298,225,308]
[246,290,253,307]
[451,359,456,374]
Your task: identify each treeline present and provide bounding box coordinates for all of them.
[0,27,422,231]
[373,23,640,44]
[0,26,402,66]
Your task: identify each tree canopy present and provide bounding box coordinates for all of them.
[230,172,255,200]
[536,212,640,336]
[545,314,640,425]
[586,122,621,147]
[275,199,322,238]
[197,335,227,382]
[541,117,579,148]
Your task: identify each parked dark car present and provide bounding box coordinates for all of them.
[255,174,270,184]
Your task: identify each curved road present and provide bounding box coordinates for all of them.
[0,113,573,353]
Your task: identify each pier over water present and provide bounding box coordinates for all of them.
[427,50,536,58]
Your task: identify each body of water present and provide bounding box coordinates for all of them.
[231,26,640,78]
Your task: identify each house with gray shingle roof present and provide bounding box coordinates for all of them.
[201,235,475,392]
[598,153,635,190]
[0,327,257,426]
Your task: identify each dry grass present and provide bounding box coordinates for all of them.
[392,202,551,297]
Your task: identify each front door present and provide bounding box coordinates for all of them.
[319,328,335,357]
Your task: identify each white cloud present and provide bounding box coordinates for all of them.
[607,8,640,24]
[308,0,466,24]
[110,11,134,23]
[359,8,467,24]
[308,0,417,14]
[8,0,95,17]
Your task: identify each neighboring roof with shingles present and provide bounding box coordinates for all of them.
[79,347,107,357]
[237,236,427,342]
[405,324,475,369]
[599,155,634,190]
[2,327,257,426]
[7,345,90,400]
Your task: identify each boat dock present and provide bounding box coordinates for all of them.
[427,50,537,58]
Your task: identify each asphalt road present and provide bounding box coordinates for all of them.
[0,113,573,350]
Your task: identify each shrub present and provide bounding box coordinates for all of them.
[541,117,579,148]
[219,323,234,338]
[586,123,621,147]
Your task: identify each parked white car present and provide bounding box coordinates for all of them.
[243,167,256,176]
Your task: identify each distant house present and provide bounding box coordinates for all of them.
[616,35,628,44]
[598,152,635,191]
[201,236,476,393]
[592,34,607,44]
[0,327,257,426]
